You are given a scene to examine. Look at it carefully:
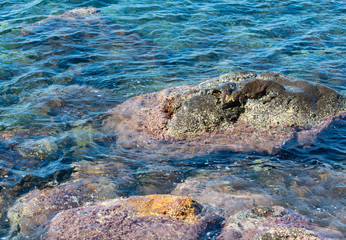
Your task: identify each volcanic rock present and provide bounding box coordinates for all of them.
[104,71,345,155]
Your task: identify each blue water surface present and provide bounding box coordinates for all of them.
[0,0,345,238]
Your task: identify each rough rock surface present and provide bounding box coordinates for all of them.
[217,206,344,240]
[7,178,117,238]
[46,194,222,240]
[103,71,345,154]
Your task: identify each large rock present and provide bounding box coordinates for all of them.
[7,178,117,238]
[103,71,345,154]
[46,194,222,240]
[217,206,344,240]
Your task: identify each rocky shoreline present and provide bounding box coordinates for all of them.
[7,177,344,239]
[2,7,346,239]
[3,71,345,239]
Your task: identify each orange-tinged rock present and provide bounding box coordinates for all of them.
[46,194,221,240]
[117,194,202,223]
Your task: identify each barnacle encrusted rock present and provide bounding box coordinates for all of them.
[103,71,345,154]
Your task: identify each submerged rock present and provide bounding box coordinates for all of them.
[217,206,343,240]
[172,173,274,217]
[16,136,58,160]
[46,194,222,240]
[7,178,117,238]
[21,7,102,36]
[19,6,168,71]
[104,71,345,154]
[0,84,114,162]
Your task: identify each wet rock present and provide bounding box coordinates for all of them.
[254,227,320,240]
[29,84,113,124]
[21,7,102,36]
[16,136,58,160]
[18,6,168,72]
[70,160,139,196]
[71,160,128,179]
[1,84,114,161]
[0,128,47,146]
[104,71,345,154]
[172,173,274,217]
[46,194,222,240]
[217,206,343,240]
[1,84,110,135]
[7,178,117,238]
[111,194,203,223]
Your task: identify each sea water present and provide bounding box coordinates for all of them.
[0,0,345,237]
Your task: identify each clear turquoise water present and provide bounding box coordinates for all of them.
[0,0,345,237]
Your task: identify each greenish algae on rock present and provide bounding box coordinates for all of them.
[103,71,345,155]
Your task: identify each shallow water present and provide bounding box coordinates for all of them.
[0,0,345,238]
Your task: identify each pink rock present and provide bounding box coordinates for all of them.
[46,195,222,240]
[7,178,117,238]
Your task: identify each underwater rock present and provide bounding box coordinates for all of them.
[70,160,139,196]
[217,206,344,240]
[254,227,320,240]
[1,85,110,137]
[46,194,221,240]
[7,178,117,238]
[16,136,58,160]
[104,71,345,154]
[0,84,114,161]
[172,173,274,217]
[21,7,102,36]
[29,84,113,124]
[19,6,168,72]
